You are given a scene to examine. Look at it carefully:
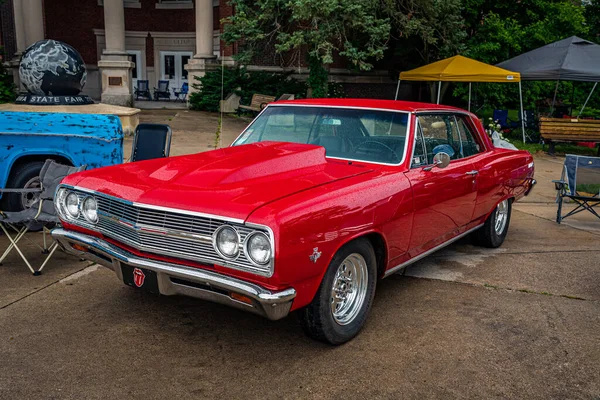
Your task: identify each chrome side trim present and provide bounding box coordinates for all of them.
[52,228,295,320]
[383,224,484,278]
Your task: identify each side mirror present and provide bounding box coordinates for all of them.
[423,152,451,171]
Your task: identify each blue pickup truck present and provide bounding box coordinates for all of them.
[0,111,123,211]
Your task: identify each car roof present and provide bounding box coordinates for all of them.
[272,98,467,113]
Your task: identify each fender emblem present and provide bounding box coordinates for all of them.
[309,248,322,263]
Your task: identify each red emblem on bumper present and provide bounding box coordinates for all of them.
[133,268,146,287]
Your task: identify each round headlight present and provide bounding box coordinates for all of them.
[82,196,98,223]
[65,192,80,218]
[214,225,240,259]
[55,188,67,217]
[246,232,272,265]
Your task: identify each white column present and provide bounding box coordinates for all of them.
[185,0,217,102]
[9,0,29,91]
[98,0,134,107]
[22,0,44,46]
[13,0,26,53]
[103,0,126,54]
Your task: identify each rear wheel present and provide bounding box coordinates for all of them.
[1,161,45,212]
[299,238,377,345]
[472,199,512,248]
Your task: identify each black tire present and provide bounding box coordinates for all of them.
[472,199,512,248]
[299,238,377,345]
[1,161,45,212]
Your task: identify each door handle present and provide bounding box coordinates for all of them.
[466,170,479,176]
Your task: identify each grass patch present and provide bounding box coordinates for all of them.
[511,140,599,156]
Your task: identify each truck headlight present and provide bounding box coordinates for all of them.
[213,225,240,259]
[245,232,271,265]
[82,196,98,223]
[65,192,80,218]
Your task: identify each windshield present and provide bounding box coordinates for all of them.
[232,106,410,165]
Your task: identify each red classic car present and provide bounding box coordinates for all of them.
[52,99,536,344]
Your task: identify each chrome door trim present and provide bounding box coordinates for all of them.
[383,224,484,278]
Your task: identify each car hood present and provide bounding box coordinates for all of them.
[65,142,375,221]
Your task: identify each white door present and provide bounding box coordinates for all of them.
[127,50,142,90]
[160,51,193,99]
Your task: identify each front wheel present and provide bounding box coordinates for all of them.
[472,199,512,248]
[299,238,377,345]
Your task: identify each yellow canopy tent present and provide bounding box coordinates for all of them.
[395,55,526,142]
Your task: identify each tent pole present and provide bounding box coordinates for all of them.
[519,81,526,143]
[395,79,401,100]
[550,80,559,116]
[437,81,441,104]
[577,82,597,119]
[468,82,472,112]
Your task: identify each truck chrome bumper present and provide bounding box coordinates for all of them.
[51,228,296,320]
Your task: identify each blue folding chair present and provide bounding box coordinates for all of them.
[553,154,600,223]
[173,82,189,102]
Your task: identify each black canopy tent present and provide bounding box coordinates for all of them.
[497,36,600,118]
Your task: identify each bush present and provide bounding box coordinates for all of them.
[0,58,15,103]
[189,67,308,112]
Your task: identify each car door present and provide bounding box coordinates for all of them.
[404,113,478,255]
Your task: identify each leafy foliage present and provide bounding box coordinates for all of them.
[0,55,15,104]
[222,0,390,96]
[188,67,307,112]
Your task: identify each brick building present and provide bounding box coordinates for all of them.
[1,0,396,105]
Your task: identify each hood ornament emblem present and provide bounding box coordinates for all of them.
[309,247,322,263]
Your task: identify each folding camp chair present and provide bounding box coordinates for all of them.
[153,80,170,101]
[173,82,189,102]
[134,80,152,100]
[0,160,86,275]
[553,154,600,223]
[130,124,172,162]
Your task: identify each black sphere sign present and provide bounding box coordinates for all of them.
[16,40,93,105]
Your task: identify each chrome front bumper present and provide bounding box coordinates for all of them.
[51,228,296,320]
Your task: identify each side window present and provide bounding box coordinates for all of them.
[411,122,428,167]
[418,114,462,161]
[457,117,482,158]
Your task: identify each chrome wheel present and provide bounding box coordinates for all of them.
[494,200,509,235]
[20,176,41,210]
[330,253,368,326]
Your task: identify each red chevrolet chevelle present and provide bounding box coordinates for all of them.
[52,99,535,344]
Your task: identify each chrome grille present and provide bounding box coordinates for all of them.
[62,188,273,277]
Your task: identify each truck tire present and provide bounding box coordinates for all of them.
[1,161,45,212]
[299,238,377,345]
[472,199,512,248]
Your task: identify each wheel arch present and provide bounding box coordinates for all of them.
[2,152,74,188]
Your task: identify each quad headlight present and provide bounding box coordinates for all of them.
[65,192,80,218]
[245,232,272,265]
[213,225,240,259]
[82,196,98,223]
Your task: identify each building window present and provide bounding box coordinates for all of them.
[156,0,193,9]
[98,0,141,8]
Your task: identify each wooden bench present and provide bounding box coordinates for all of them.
[540,117,600,155]
[238,94,276,115]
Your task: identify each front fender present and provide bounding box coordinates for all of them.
[247,170,412,310]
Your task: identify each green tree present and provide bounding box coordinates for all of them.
[221,0,391,97]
